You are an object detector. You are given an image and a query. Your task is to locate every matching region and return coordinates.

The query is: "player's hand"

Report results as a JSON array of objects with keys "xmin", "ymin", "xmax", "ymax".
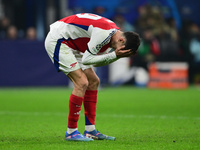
[{"xmin": 115, "ymin": 46, "xmax": 134, "ymax": 58}]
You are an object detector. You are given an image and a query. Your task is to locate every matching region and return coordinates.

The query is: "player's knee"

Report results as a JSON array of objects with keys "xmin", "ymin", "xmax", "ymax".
[
  {"xmin": 76, "ymin": 78, "xmax": 89, "ymax": 91},
  {"xmin": 82, "ymin": 79, "xmax": 89, "ymax": 90},
  {"xmin": 88, "ymin": 76, "xmax": 100, "ymax": 89},
  {"xmin": 94, "ymin": 76, "xmax": 100, "ymax": 87}
]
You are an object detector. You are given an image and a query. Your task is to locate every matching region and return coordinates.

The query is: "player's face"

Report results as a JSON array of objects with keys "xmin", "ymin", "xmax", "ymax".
[{"xmin": 110, "ymin": 30, "xmax": 126, "ymax": 49}]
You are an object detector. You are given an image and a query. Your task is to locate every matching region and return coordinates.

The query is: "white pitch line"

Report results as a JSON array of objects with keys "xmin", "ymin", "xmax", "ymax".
[{"xmin": 0, "ymin": 111, "xmax": 200, "ymax": 120}]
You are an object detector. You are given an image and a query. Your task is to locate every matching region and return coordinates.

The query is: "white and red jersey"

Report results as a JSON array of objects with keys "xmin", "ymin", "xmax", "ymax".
[{"xmin": 49, "ymin": 13, "xmax": 119, "ymax": 54}]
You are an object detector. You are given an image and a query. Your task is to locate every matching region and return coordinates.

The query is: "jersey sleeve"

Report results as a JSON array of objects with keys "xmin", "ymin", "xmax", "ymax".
[
  {"xmin": 87, "ymin": 28, "xmax": 117, "ymax": 54},
  {"xmin": 82, "ymin": 50, "xmax": 118, "ymax": 67}
]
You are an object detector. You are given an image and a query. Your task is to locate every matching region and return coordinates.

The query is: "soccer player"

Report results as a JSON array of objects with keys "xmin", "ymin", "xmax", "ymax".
[{"xmin": 45, "ymin": 13, "xmax": 140, "ymax": 141}]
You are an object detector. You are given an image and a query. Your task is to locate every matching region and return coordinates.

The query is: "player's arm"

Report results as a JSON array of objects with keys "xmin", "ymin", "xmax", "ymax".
[
  {"xmin": 82, "ymin": 46, "xmax": 132, "ymax": 67},
  {"xmin": 82, "ymin": 50, "xmax": 118, "ymax": 67}
]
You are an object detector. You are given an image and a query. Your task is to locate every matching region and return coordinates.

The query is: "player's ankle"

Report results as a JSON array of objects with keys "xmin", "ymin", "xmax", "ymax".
[
  {"xmin": 67, "ymin": 128, "xmax": 77, "ymax": 134},
  {"xmin": 85, "ymin": 125, "xmax": 95, "ymax": 131}
]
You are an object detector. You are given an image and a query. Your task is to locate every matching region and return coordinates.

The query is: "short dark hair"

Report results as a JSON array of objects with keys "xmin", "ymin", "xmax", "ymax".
[{"xmin": 124, "ymin": 31, "xmax": 141, "ymax": 54}]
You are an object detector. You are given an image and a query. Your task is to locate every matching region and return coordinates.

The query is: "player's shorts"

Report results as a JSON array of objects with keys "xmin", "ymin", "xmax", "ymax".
[{"xmin": 44, "ymin": 32, "xmax": 92, "ymax": 75}]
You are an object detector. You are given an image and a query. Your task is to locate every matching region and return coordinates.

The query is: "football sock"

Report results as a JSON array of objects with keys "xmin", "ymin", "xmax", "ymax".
[
  {"xmin": 68, "ymin": 94, "xmax": 83, "ymax": 129},
  {"xmin": 85, "ymin": 125, "xmax": 95, "ymax": 132},
  {"xmin": 84, "ymin": 90, "xmax": 97, "ymax": 130},
  {"xmin": 67, "ymin": 128, "xmax": 77, "ymax": 134}
]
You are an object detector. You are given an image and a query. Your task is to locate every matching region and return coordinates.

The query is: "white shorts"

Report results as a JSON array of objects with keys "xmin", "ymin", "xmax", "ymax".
[{"xmin": 44, "ymin": 32, "xmax": 92, "ymax": 75}]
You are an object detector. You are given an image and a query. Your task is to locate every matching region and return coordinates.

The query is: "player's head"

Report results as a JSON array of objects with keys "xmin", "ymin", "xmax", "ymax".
[
  {"xmin": 111, "ymin": 30, "xmax": 140, "ymax": 54},
  {"xmin": 123, "ymin": 31, "xmax": 141, "ymax": 54}
]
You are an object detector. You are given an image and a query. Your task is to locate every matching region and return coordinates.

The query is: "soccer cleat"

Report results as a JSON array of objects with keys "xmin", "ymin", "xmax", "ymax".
[
  {"xmin": 65, "ymin": 130, "xmax": 94, "ymax": 141},
  {"xmin": 84, "ymin": 129, "xmax": 116, "ymax": 140}
]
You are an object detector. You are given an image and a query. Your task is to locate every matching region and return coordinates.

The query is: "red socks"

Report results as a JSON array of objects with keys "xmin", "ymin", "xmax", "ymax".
[
  {"xmin": 68, "ymin": 94, "xmax": 83, "ymax": 128},
  {"xmin": 67, "ymin": 90, "xmax": 98, "ymax": 128},
  {"xmin": 84, "ymin": 90, "xmax": 98, "ymax": 125}
]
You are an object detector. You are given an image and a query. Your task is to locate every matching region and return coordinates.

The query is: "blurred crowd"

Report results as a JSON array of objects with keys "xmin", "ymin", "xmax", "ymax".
[
  {"xmin": 0, "ymin": 16, "xmax": 37, "ymax": 40},
  {"xmin": 0, "ymin": 3, "xmax": 200, "ymax": 84},
  {"xmin": 135, "ymin": 5, "xmax": 200, "ymax": 84},
  {"xmin": 131, "ymin": 4, "xmax": 200, "ymax": 84},
  {"xmin": 94, "ymin": 4, "xmax": 200, "ymax": 84}
]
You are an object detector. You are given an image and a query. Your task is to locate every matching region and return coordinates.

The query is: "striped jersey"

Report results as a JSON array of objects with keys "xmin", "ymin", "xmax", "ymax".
[{"xmin": 49, "ymin": 13, "xmax": 119, "ymax": 54}]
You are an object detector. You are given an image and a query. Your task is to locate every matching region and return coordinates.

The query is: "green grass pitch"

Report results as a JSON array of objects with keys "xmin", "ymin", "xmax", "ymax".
[{"xmin": 0, "ymin": 86, "xmax": 200, "ymax": 150}]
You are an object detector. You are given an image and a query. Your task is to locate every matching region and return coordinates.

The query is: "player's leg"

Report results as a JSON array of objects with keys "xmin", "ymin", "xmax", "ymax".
[
  {"xmin": 83, "ymin": 68, "xmax": 115, "ymax": 140},
  {"xmin": 83, "ymin": 68, "xmax": 99, "ymax": 131},
  {"xmin": 65, "ymin": 69, "xmax": 93, "ymax": 141},
  {"xmin": 66, "ymin": 69, "xmax": 88, "ymax": 132}
]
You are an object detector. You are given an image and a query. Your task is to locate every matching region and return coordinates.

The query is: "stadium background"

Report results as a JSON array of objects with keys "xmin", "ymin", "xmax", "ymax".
[{"xmin": 0, "ymin": 0, "xmax": 200, "ymax": 87}]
